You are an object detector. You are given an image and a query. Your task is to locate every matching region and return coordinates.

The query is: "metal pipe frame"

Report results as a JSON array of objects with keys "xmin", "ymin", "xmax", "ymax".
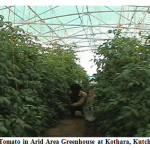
[
  {"xmin": 4, "ymin": 6, "xmax": 50, "ymax": 43},
  {"xmin": 28, "ymin": 6, "xmax": 67, "ymax": 45},
  {"xmin": 28, "ymin": 9, "xmax": 150, "ymax": 24},
  {"xmin": 1, "ymin": 6, "xmax": 150, "ymax": 52}
]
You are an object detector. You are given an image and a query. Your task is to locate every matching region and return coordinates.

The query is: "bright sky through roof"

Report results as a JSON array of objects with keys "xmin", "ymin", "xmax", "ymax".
[{"xmin": 76, "ymin": 51, "xmax": 97, "ymax": 76}]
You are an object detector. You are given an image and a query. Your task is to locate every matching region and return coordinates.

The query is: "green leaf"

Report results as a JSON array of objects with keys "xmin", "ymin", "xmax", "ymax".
[
  {"xmin": 131, "ymin": 108, "xmax": 139, "ymax": 118},
  {"xmin": 16, "ymin": 119, "xmax": 25, "ymax": 127},
  {"xmin": 0, "ymin": 126, "xmax": 8, "ymax": 133},
  {"xmin": 8, "ymin": 77, "xmax": 22, "ymax": 84},
  {"xmin": 127, "ymin": 82, "xmax": 134, "ymax": 88},
  {"xmin": 0, "ymin": 97, "xmax": 11, "ymax": 105},
  {"xmin": 5, "ymin": 119, "xmax": 11, "ymax": 126},
  {"xmin": 24, "ymin": 124, "xmax": 32, "ymax": 129},
  {"xmin": 25, "ymin": 97, "xmax": 35, "ymax": 102}
]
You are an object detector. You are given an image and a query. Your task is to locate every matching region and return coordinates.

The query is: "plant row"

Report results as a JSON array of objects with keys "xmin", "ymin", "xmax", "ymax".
[
  {"xmin": 93, "ymin": 32, "xmax": 150, "ymax": 136},
  {"xmin": 0, "ymin": 15, "xmax": 89, "ymax": 136}
]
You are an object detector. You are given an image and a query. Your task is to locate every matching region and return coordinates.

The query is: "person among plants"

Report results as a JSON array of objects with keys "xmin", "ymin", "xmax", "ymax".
[{"xmin": 69, "ymin": 83, "xmax": 87, "ymax": 116}]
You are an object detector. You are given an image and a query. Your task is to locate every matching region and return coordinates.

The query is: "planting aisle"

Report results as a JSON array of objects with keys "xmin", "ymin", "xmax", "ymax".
[{"xmin": 44, "ymin": 113, "xmax": 98, "ymax": 137}]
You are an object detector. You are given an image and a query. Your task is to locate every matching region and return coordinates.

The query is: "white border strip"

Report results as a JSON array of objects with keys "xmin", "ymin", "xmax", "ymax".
[{"xmin": 0, "ymin": 0, "xmax": 150, "ymax": 6}]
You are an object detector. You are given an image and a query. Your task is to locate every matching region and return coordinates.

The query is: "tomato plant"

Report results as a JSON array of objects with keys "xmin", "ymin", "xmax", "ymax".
[
  {"xmin": 93, "ymin": 31, "xmax": 150, "ymax": 136},
  {"xmin": 0, "ymin": 15, "xmax": 89, "ymax": 136}
]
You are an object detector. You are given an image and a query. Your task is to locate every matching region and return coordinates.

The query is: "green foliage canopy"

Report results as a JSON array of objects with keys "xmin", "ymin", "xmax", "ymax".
[
  {"xmin": 0, "ymin": 15, "xmax": 89, "ymax": 137},
  {"xmin": 93, "ymin": 33, "xmax": 150, "ymax": 137}
]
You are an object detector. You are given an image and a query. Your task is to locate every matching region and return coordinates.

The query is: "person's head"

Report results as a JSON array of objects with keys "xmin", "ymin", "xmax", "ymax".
[{"xmin": 70, "ymin": 83, "xmax": 82, "ymax": 95}]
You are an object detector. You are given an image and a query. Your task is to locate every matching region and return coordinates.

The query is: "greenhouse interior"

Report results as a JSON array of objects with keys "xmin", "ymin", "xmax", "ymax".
[{"xmin": 1, "ymin": 5, "xmax": 150, "ymax": 137}]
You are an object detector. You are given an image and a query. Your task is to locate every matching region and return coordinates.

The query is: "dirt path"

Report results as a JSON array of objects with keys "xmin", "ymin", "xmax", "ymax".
[{"xmin": 44, "ymin": 112, "xmax": 99, "ymax": 137}]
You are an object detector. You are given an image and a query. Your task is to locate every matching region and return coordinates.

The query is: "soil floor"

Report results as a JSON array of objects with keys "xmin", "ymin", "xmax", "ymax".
[{"xmin": 44, "ymin": 111, "xmax": 99, "ymax": 137}]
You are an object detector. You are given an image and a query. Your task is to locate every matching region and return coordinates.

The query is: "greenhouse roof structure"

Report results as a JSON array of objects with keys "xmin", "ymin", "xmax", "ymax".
[{"xmin": 0, "ymin": 5, "xmax": 150, "ymax": 52}]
